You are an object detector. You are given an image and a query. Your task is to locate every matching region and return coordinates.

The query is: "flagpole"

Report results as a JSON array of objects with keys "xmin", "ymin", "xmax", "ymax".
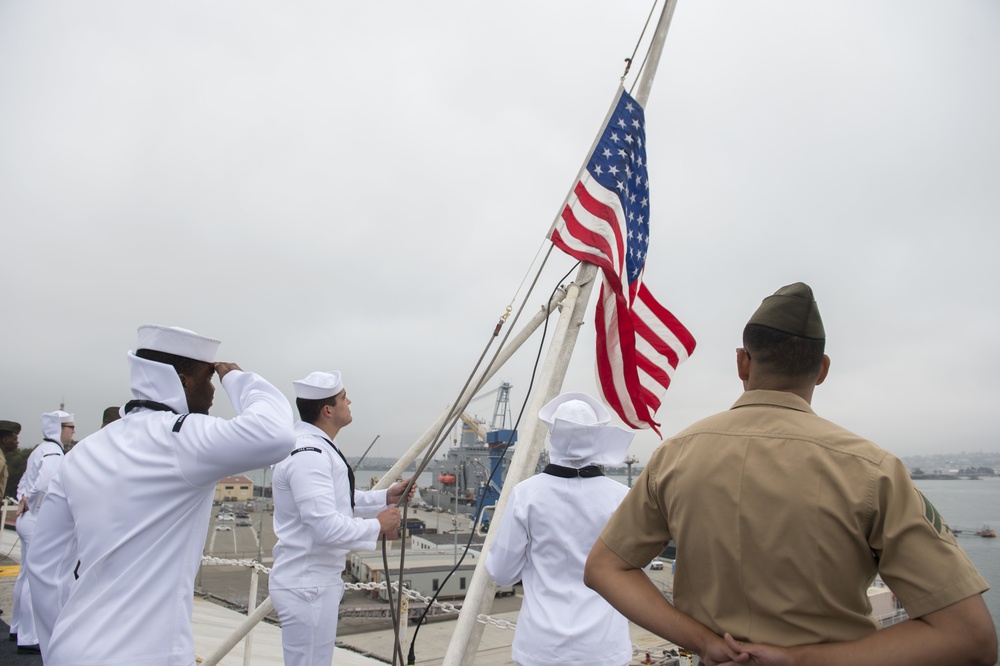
[
  {"xmin": 633, "ymin": 0, "xmax": 679, "ymax": 107},
  {"xmin": 442, "ymin": 2, "xmax": 680, "ymax": 663}
]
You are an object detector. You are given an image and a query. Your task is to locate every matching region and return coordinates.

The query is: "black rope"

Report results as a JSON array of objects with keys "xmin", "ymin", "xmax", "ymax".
[
  {"xmin": 384, "ymin": 313, "xmax": 511, "ymax": 664},
  {"xmin": 406, "ymin": 260, "xmax": 581, "ymax": 664}
]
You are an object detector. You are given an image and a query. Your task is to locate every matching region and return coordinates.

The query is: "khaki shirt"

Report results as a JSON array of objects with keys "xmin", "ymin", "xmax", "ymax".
[
  {"xmin": 601, "ymin": 390, "xmax": 988, "ymax": 646},
  {"xmin": 0, "ymin": 452, "xmax": 7, "ymax": 499}
]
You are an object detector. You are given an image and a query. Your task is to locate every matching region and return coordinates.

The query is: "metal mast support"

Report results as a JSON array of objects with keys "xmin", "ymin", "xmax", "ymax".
[
  {"xmin": 442, "ymin": 263, "xmax": 597, "ymax": 666},
  {"xmin": 442, "ymin": 1, "xmax": 679, "ymax": 663}
]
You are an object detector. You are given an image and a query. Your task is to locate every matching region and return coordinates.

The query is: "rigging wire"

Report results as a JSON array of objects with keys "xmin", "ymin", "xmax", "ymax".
[
  {"xmin": 624, "ymin": 0, "xmax": 661, "ymax": 89},
  {"xmin": 509, "ymin": 239, "xmax": 554, "ymax": 309},
  {"xmin": 380, "ymin": 244, "xmax": 561, "ymax": 662},
  {"xmin": 384, "ymin": 5, "xmax": 661, "ymax": 659},
  {"xmin": 393, "ymin": 241, "xmax": 557, "ymax": 492},
  {"xmin": 380, "ymin": 304, "xmax": 514, "ymax": 661},
  {"xmin": 382, "ymin": 533, "xmax": 407, "ymax": 666},
  {"xmin": 404, "ymin": 261, "xmax": 582, "ymax": 665},
  {"xmin": 355, "ymin": 434, "xmax": 381, "ymax": 468}
]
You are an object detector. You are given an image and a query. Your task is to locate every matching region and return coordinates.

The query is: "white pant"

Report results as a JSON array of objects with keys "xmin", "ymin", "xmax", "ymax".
[
  {"xmin": 271, "ymin": 583, "xmax": 344, "ymax": 666},
  {"xmin": 13, "ymin": 512, "xmax": 38, "ymax": 646}
]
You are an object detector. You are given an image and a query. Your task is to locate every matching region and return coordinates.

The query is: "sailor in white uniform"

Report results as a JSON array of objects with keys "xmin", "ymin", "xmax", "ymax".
[
  {"xmin": 485, "ymin": 392, "xmax": 636, "ymax": 666},
  {"xmin": 270, "ymin": 370, "xmax": 412, "ymax": 666},
  {"xmin": 26, "ymin": 324, "xmax": 295, "ymax": 666},
  {"xmin": 11, "ymin": 409, "xmax": 73, "ymax": 654}
]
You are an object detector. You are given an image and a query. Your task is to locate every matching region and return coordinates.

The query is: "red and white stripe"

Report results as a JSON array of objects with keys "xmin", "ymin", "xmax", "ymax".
[{"xmin": 551, "ymin": 175, "xmax": 695, "ymax": 435}]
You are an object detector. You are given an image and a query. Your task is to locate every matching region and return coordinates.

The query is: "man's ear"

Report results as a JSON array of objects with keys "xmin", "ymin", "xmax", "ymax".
[
  {"xmin": 737, "ymin": 348, "xmax": 751, "ymax": 382},
  {"xmin": 815, "ymin": 354, "xmax": 831, "ymax": 386}
]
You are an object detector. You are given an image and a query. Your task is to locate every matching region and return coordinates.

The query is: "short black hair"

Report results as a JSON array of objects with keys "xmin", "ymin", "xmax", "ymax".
[
  {"xmin": 743, "ymin": 323, "xmax": 826, "ymax": 379},
  {"xmin": 136, "ymin": 348, "xmax": 213, "ymax": 377},
  {"xmin": 296, "ymin": 395, "xmax": 339, "ymax": 425}
]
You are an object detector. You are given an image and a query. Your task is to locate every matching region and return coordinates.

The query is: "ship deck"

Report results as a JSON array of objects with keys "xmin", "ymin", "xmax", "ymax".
[{"xmin": 0, "ymin": 527, "xmax": 690, "ymax": 665}]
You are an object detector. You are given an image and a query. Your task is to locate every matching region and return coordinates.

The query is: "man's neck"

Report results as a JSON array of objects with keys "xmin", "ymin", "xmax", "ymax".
[
  {"xmin": 311, "ymin": 419, "xmax": 341, "ymax": 443},
  {"xmin": 745, "ymin": 379, "xmax": 815, "ymax": 404}
]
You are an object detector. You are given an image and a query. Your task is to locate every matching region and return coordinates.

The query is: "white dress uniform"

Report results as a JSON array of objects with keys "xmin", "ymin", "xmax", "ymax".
[
  {"xmin": 12, "ymin": 410, "xmax": 71, "ymax": 649},
  {"xmin": 270, "ymin": 420, "xmax": 389, "ymax": 666},
  {"xmin": 485, "ymin": 393, "xmax": 635, "ymax": 666},
  {"xmin": 26, "ymin": 329, "xmax": 295, "ymax": 666},
  {"xmin": 11, "ymin": 462, "xmax": 35, "ymax": 639}
]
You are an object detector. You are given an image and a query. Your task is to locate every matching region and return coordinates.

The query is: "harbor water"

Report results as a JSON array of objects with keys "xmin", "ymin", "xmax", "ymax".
[
  {"xmin": 914, "ymin": 477, "xmax": 1000, "ymax": 640},
  {"xmin": 246, "ymin": 467, "xmax": 1000, "ymax": 639},
  {"xmin": 411, "ymin": 470, "xmax": 1000, "ymax": 639}
]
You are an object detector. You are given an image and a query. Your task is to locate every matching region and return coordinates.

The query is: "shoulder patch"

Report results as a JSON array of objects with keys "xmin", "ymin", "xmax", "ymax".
[
  {"xmin": 172, "ymin": 414, "xmax": 190, "ymax": 432},
  {"xmin": 291, "ymin": 446, "xmax": 323, "ymax": 456}
]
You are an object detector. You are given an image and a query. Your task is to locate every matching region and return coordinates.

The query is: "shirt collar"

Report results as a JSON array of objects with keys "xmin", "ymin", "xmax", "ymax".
[
  {"xmin": 295, "ymin": 420, "xmax": 335, "ymax": 442},
  {"xmin": 731, "ymin": 389, "xmax": 815, "ymax": 415}
]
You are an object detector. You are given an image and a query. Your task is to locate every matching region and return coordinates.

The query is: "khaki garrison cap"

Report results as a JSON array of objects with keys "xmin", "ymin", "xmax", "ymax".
[
  {"xmin": 747, "ymin": 282, "xmax": 825, "ymax": 340},
  {"xmin": 103, "ymin": 406, "xmax": 122, "ymax": 425}
]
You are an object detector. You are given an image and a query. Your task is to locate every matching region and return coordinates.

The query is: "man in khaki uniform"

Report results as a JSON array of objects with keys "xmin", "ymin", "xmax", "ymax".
[
  {"xmin": 0, "ymin": 420, "xmax": 20, "ymax": 498},
  {"xmin": 585, "ymin": 282, "xmax": 997, "ymax": 666}
]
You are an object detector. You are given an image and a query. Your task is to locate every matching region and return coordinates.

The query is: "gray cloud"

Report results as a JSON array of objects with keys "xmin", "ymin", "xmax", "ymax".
[{"xmin": 2, "ymin": 1, "xmax": 998, "ymax": 464}]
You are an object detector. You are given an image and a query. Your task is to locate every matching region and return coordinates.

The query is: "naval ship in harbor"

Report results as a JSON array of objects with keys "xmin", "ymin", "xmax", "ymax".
[{"xmin": 419, "ymin": 381, "xmax": 547, "ymax": 523}]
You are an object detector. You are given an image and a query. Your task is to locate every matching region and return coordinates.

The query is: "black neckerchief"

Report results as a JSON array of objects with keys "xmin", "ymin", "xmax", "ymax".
[
  {"xmin": 321, "ymin": 437, "xmax": 356, "ymax": 511},
  {"xmin": 542, "ymin": 463, "xmax": 604, "ymax": 478},
  {"xmin": 124, "ymin": 400, "xmax": 178, "ymax": 415},
  {"xmin": 123, "ymin": 400, "xmax": 190, "ymax": 432}
]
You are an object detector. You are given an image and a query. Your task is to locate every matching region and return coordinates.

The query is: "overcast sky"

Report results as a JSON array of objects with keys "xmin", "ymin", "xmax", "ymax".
[{"xmin": 2, "ymin": 1, "xmax": 998, "ymax": 467}]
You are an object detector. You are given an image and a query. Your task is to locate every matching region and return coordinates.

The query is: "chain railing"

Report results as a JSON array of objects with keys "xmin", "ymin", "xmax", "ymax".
[
  {"xmin": 196, "ymin": 556, "xmax": 519, "ymax": 665},
  {"xmin": 198, "ymin": 556, "xmax": 684, "ymax": 663}
]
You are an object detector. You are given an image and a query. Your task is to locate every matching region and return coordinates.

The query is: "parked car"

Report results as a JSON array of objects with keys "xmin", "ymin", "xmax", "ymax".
[
  {"xmin": 217, "ymin": 514, "xmax": 234, "ymax": 521},
  {"xmin": 235, "ymin": 512, "xmax": 249, "ymax": 519},
  {"xmin": 649, "ymin": 560, "xmax": 664, "ymax": 570},
  {"xmin": 236, "ymin": 521, "xmax": 251, "ymax": 527},
  {"xmin": 215, "ymin": 525, "xmax": 232, "ymax": 531}
]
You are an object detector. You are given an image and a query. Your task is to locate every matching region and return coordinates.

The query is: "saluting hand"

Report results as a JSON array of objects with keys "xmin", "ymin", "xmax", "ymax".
[{"xmin": 214, "ymin": 362, "xmax": 242, "ymax": 379}]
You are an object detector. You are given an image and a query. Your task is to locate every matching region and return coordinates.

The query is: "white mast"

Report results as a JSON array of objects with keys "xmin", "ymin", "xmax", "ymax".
[{"xmin": 442, "ymin": 2, "xmax": 680, "ymax": 663}]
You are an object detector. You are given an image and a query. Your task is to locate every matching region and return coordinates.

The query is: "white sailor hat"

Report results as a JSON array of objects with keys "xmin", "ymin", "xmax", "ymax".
[
  {"xmin": 41, "ymin": 410, "xmax": 74, "ymax": 438},
  {"xmin": 41, "ymin": 410, "xmax": 74, "ymax": 425},
  {"xmin": 293, "ymin": 371, "xmax": 344, "ymax": 400},
  {"xmin": 136, "ymin": 324, "xmax": 221, "ymax": 364},
  {"xmin": 539, "ymin": 392, "xmax": 610, "ymax": 427},
  {"xmin": 540, "ymin": 392, "xmax": 634, "ymax": 468}
]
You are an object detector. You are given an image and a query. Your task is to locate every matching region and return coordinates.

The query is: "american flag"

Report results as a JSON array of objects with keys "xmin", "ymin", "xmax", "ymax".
[{"xmin": 549, "ymin": 87, "xmax": 695, "ymax": 435}]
